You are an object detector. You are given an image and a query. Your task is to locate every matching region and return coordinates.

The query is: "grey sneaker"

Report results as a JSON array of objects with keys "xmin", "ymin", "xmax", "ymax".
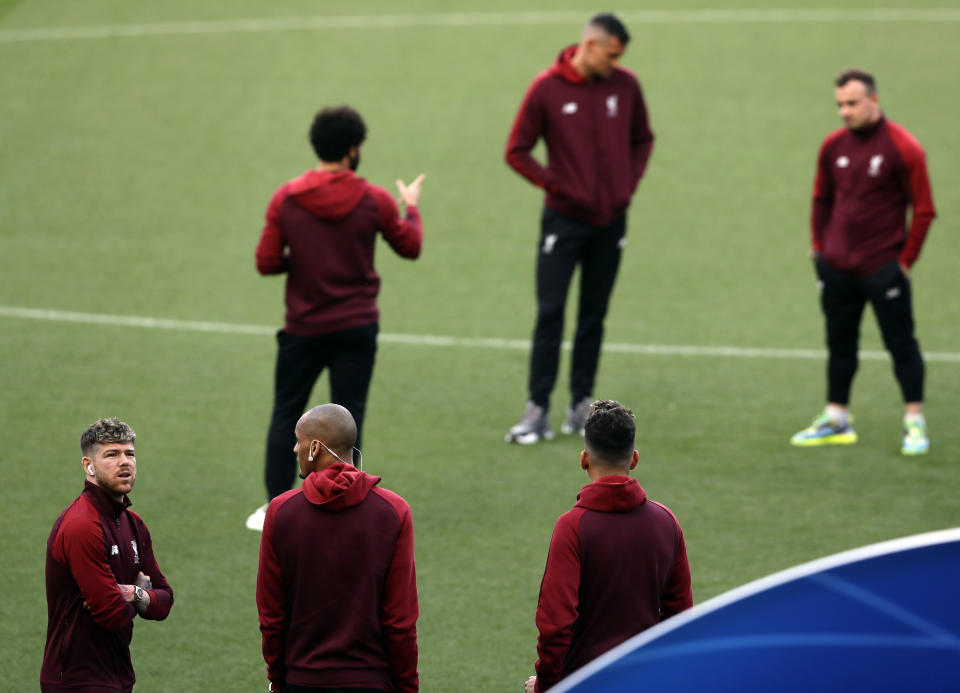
[
  {"xmin": 561, "ymin": 398, "xmax": 592, "ymax": 435},
  {"xmin": 505, "ymin": 401, "xmax": 554, "ymax": 444}
]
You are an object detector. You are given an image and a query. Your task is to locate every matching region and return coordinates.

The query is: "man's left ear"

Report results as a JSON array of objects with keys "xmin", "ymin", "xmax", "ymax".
[{"xmin": 629, "ymin": 450, "xmax": 639, "ymax": 470}]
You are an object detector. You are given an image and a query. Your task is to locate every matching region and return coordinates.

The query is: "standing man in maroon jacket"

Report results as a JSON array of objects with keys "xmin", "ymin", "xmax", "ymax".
[
  {"xmin": 248, "ymin": 106, "xmax": 425, "ymax": 531},
  {"xmin": 504, "ymin": 14, "xmax": 654, "ymax": 444},
  {"xmin": 41, "ymin": 418, "xmax": 174, "ymax": 693},
  {"xmin": 257, "ymin": 404, "xmax": 418, "ymax": 693},
  {"xmin": 525, "ymin": 400, "xmax": 692, "ymax": 692},
  {"xmin": 791, "ymin": 69, "xmax": 936, "ymax": 455}
]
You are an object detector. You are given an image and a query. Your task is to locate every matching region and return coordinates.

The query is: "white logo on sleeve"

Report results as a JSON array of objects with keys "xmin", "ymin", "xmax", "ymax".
[
  {"xmin": 868, "ymin": 154, "xmax": 884, "ymax": 177},
  {"xmin": 606, "ymin": 95, "xmax": 619, "ymax": 117},
  {"xmin": 111, "ymin": 544, "xmax": 119, "ymax": 556},
  {"xmin": 131, "ymin": 540, "xmax": 139, "ymax": 564},
  {"xmin": 836, "ymin": 156, "xmax": 850, "ymax": 168},
  {"xmin": 543, "ymin": 234, "xmax": 558, "ymax": 254},
  {"xmin": 561, "ymin": 102, "xmax": 578, "ymax": 115}
]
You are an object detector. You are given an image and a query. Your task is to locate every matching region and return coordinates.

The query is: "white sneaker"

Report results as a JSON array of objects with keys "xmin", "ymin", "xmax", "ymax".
[
  {"xmin": 561, "ymin": 398, "xmax": 592, "ymax": 436},
  {"xmin": 245, "ymin": 503, "xmax": 267, "ymax": 532},
  {"xmin": 505, "ymin": 401, "xmax": 554, "ymax": 444}
]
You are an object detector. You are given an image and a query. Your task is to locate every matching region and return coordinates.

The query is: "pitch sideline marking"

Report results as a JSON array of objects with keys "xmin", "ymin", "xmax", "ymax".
[
  {"xmin": 2, "ymin": 9, "xmax": 960, "ymax": 43},
  {"xmin": 2, "ymin": 305, "xmax": 959, "ymax": 363}
]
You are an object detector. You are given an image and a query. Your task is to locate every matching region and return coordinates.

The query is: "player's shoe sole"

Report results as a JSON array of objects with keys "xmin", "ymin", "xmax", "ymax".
[
  {"xmin": 505, "ymin": 430, "xmax": 555, "ymax": 445},
  {"xmin": 790, "ymin": 431, "xmax": 858, "ymax": 447},
  {"xmin": 901, "ymin": 437, "xmax": 930, "ymax": 455}
]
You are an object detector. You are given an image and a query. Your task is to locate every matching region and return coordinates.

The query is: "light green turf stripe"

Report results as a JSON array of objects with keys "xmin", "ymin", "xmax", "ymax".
[
  {"xmin": 2, "ymin": 9, "xmax": 960, "ymax": 44},
  {"xmin": 3, "ymin": 304, "xmax": 960, "ymax": 362}
]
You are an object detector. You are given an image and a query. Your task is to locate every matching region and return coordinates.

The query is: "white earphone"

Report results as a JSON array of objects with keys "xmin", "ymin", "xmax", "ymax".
[{"xmin": 87, "ymin": 465, "xmax": 94, "ymax": 475}]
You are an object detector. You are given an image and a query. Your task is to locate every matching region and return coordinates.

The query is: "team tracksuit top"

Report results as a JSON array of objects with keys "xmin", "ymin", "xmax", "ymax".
[
  {"xmin": 257, "ymin": 463, "xmax": 418, "ymax": 692},
  {"xmin": 41, "ymin": 481, "xmax": 174, "ymax": 692},
  {"xmin": 256, "ymin": 169, "xmax": 423, "ymax": 336},
  {"xmin": 534, "ymin": 476, "xmax": 692, "ymax": 692},
  {"xmin": 505, "ymin": 44, "xmax": 654, "ymax": 228},
  {"xmin": 811, "ymin": 115, "xmax": 936, "ymax": 276}
]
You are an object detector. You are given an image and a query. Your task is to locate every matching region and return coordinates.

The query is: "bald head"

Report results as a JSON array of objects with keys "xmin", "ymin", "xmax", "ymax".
[{"xmin": 297, "ymin": 404, "xmax": 357, "ymax": 459}]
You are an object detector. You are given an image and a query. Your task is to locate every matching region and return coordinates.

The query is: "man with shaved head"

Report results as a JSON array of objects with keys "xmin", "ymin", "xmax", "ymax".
[
  {"xmin": 505, "ymin": 14, "xmax": 654, "ymax": 444},
  {"xmin": 257, "ymin": 404, "xmax": 419, "ymax": 693},
  {"xmin": 525, "ymin": 401, "xmax": 692, "ymax": 692}
]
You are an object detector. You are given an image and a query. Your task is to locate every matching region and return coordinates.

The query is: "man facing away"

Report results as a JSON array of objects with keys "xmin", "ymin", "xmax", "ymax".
[
  {"xmin": 526, "ymin": 400, "xmax": 692, "ymax": 692},
  {"xmin": 41, "ymin": 418, "xmax": 174, "ymax": 693},
  {"xmin": 256, "ymin": 404, "xmax": 418, "ymax": 693},
  {"xmin": 248, "ymin": 106, "xmax": 425, "ymax": 530},
  {"xmin": 791, "ymin": 69, "xmax": 936, "ymax": 455},
  {"xmin": 505, "ymin": 14, "xmax": 654, "ymax": 444}
]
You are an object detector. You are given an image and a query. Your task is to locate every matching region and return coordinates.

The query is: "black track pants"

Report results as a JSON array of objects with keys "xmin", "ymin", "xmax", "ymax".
[
  {"xmin": 528, "ymin": 207, "xmax": 626, "ymax": 409},
  {"xmin": 264, "ymin": 323, "xmax": 377, "ymax": 499},
  {"xmin": 817, "ymin": 259, "xmax": 924, "ymax": 405}
]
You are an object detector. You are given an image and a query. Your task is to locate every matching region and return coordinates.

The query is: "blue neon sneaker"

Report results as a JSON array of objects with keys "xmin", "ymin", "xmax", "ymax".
[
  {"xmin": 790, "ymin": 409, "xmax": 858, "ymax": 447},
  {"xmin": 902, "ymin": 417, "xmax": 930, "ymax": 456}
]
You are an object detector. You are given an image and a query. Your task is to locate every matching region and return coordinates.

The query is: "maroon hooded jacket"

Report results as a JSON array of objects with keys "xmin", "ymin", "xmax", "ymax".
[
  {"xmin": 505, "ymin": 45, "xmax": 654, "ymax": 227},
  {"xmin": 534, "ymin": 476, "xmax": 692, "ymax": 692},
  {"xmin": 256, "ymin": 169, "xmax": 423, "ymax": 336},
  {"xmin": 41, "ymin": 481, "xmax": 174, "ymax": 692},
  {"xmin": 811, "ymin": 116, "xmax": 936, "ymax": 276},
  {"xmin": 257, "ymin": 463, "xmax": 418, "ymax": 692}
]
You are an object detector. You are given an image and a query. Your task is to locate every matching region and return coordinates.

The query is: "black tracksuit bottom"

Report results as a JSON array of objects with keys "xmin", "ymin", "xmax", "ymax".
[
  {"xmin": 528, "ymin": 207, "xmax": 626, "ymax": 409},
  {"xmin": 264, "ymin": 322, "xmax": 377, "ymax": 500},
  {"xmin": 817, "ymin": 258, "xmax": 924, "ymax": 405}
]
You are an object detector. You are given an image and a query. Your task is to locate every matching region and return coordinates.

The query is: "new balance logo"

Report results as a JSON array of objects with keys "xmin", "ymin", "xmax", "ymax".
[
  {"xmin": 886, "ymin": 286, "xmax": 901, "ymax": 300},
  {"xmin": 561, "ymin": 102, "xmax": 578, "ymax": 115},
  {"xmin": 542, "ymin": 234, "xmax": 558, "ymax": 254}
]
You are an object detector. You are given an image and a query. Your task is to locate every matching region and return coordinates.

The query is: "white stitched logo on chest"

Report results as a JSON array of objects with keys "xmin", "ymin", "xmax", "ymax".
[
  {"xmin": 606, "ymin": 95, "xmax": 619, "ymax": 117},
  {"xmin": 836, "ymin": 156, "xmax": 850, "ymax": 168},
  {"xmin": 562, "ymin": 101, "xmax": 578, "ymax": 115},
  {"xmin": 111, "ymin": 544, "xmax": 119, "ymax": 556},
  {"xmin": 130, "ymin": 540, "xmax": 139, "ymax": 564},
  {"xmin": 868, "ymin": 154, "xmax": 884, "ymax": 177}
]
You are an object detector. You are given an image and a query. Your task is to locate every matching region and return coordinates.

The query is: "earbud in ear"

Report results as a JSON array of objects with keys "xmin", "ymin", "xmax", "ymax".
[
  {"xmin": 307, "ymin": 456, "xmax": 313, "ymax": 462},
  {"xmin": 87, "ymin": 466, "xmax": 94, "ymax": 475}
]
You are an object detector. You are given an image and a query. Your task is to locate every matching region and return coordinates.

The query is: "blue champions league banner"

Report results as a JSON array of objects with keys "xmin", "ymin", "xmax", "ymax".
[{"xmin": 553, "ymin": 528, "xmax": 960, "ymax": 693}]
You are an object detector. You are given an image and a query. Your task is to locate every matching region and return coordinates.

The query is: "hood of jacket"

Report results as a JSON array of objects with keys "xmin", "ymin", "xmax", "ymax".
[
  {"xmin": 550, "ymin": 44, "xmax": 588, "ymax": 84},
  {"xmin": 288, "ymin": 169, "xmax": 369, "ymax": 220},
  {"xmin": 302, "ymin": 462, "xmax": 381, "ymax": 512},
  {"xmin": 574, "ymin": 475, "xmax": 647, "ymax": 512}
]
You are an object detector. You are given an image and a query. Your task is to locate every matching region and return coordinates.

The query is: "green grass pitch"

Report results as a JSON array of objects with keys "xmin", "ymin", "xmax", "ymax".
[{"xmin": 2, "ymin": 1, "xmax": 959, "ymax": 690}]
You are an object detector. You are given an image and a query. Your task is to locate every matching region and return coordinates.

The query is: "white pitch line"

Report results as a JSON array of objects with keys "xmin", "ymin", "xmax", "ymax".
[
  {"xmin": 3, "ymin": 304, "xmax": 959, "ymax": 363},
  {"xmin": 2, "ymin": 9, "xmax": 960, "ymax": 44}
]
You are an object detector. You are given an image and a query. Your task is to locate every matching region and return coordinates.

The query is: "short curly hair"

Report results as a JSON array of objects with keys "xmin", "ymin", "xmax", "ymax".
[
  {"xmin": 584, "ymin": 400, "xmax": 635, "ymax": 463},
  {"xmin": 308, "ymin": 106, "xmax": 367, "ymax": 163},
  {"xmin": 81, "ymin": 417, "xmax": 136, "ymax": 456}
]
